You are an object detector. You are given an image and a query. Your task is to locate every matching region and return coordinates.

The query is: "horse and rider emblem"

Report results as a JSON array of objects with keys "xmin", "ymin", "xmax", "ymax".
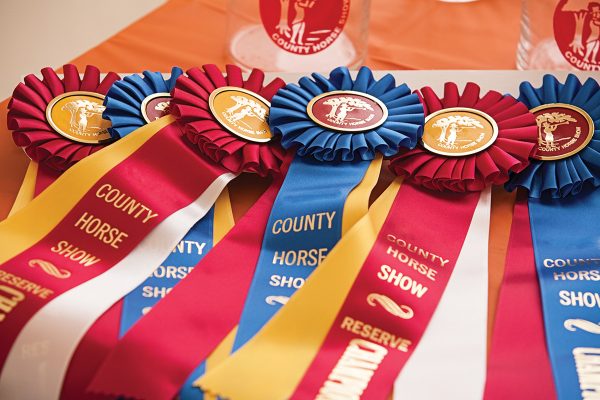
[
  {"xmin": 260, "ymin": 0, "xmax": 350, "ymax": 55},
  {"xmin": 141, "ymin": 93, "xmax": 173, "ymax": 123},
  {"xmin": 209, "ymin": 87, "xmax": 273, "ymax": 143},
  {"xmin": 307, "ymin": 91, "xmax": 388, "ymax": 132},
  {"xmin": 530, "ymin": 103, "xmax": 594, "ymax": 161},
  {"xmin": 422, "ymin": 108, "xmax": 498, "ymax": 157},
  {"xmin": 46, "ymin": 91, "xmax": 112, "ymax": 144},
  {"xmin": 554, "ymin": 0, "xmax": 600, "ymax": 70}
]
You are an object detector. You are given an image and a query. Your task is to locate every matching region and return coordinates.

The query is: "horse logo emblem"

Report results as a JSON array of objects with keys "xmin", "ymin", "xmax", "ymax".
[
  {"xmin": 209, "ymin": 87, "xmax": 273, "ymax": 143},
  {"xmin": 141, "ymin": 92, "xmax": 173, "ymax": 123},
  {"xmin": 260, "ymin": 0, "xmax": 350, "ymax": 55},
  {"xmin": 422, "ymin": 108, "xmax": 498, "ymax": 157},
  {"xmin": 554, "ymin": 0, "xmax": 600, "ymax": 70},
  {"xmin": 530, "ymin": 103, "xmax": 594, "ymax": 161},
  {"xmin": 308, "ymin": 90, "xmax": 388, "ymax": 132},
  {"xmin": 46, "ymin": 91, "xmax": 112, "ymax": 144}
]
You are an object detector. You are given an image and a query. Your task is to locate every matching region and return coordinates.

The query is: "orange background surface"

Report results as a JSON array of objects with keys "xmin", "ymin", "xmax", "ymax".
[{"xmin": 0, "ymin": 0, "xmax": 521, "ymax": 339}]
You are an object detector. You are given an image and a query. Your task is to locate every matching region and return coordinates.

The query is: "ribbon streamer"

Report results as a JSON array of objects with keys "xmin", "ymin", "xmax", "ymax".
[
  {"xmin": 490, "ymin": 74, "xmax": 600, "ymax": 400},
  {"xmin": 195, "ymin": 82, "xmax": 537, "ymax": 400},
  {"xmin": 0, "ymin": 65, "xmax": 285, "ymax": 400}
]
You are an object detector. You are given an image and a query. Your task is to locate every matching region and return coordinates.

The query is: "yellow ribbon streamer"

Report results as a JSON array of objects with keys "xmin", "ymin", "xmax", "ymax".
[
  {"xmin": 0, "ymin": 116, "xmax": 175, "ymax": 264},
  {"xmin": 197, "ymin": 177, "xmax": 402, "ymax": 400},
  {"xmin": 199, "ymin": 156, "xmax": 383, "ymax": 398},
  {"xmin": 7, "ymin": 161, "xmax": 38, "ymax": 217}
]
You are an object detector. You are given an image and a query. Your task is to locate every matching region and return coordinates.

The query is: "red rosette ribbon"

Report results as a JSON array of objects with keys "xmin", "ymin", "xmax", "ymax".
[
  {"xmin": 7, "ymin": 64, "xmax": 120, "ymax": 171},
  {"xmin": 169, "ymin": 64, "xmax": 287, "ymax": 177},
  {"xmin": 390, "ymin": 82, "xmax": 539, "ymax": 192}
]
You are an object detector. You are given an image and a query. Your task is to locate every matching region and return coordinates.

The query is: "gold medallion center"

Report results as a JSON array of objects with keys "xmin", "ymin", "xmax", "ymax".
[
  {"xmin": 46, "ymin": 91, "xmax": 112, "ymax": 144},
  {"xmin": 530, "ymin": 103, "xmax": 594, "ymax": 161},
  {"xmin": 209, "ymin": 87, "xmax": 273, "ymax": 143},
  {"xmin": 422, "ymin": 107, "xmax": 498, "ymax": 157}
]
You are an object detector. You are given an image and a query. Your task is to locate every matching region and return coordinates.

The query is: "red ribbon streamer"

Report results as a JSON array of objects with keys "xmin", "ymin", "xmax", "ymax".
[
  {"xmin": 484, "ymin": 193, "xmax": 556, "ymax": 400},
  {"xmin": 89, "ymin": 155, "xmax": 292, "ymax": 400}
]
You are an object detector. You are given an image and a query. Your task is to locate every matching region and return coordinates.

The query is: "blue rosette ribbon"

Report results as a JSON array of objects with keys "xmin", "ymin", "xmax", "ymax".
[
  {"xmin": 103, "ymin": 66, "xmax": 184, "ymax": 138},
  {"xmin": 269, "ymin": 66, "xmax": 424, "ymax": 161},
  {"xmin": 504, "ymin": 74, "xmax": 600, "ymax": 400},
  {"xmin": 506, "ymin": 74, "xmax": 600, "ymax": 198}
]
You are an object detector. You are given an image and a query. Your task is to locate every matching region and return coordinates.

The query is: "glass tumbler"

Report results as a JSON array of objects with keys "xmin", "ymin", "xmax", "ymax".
[
  {"xmin": 226, "ymin": 0, "xmax": 370, "ymax": 72},
  {"xmin": 518, "ymin": 0, "xmax": 600, "ymax": 70}
]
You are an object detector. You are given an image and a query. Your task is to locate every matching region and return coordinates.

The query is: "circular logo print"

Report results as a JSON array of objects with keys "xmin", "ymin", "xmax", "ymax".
[
  {"xmin": 209, "ymin": 87, "xmax": 273, "ymax": 143},
  {"xmin": 259, "ymin": 0, "xmax": 350, "ymax": 55},
  {"xmin": 141, "ymin": 93, "xmax": 172, "ymax": 123},
  {"xmin": 46, "ymin": 91, "xmax": 112, "ymax": 144},
  {"xmin": 554, "ymin": 0, "xmax": 600, "ymax": 70},
  {"xmin": 531, "ymin": 103, "xmax": 594, "ymax": 161},
  {"xmin": 422, "ymin": 108, "xmax": 498, "ymax": 157},
  {"xmin": 307, "ymin": 91, "xmax": 388, "ymax": 132}
]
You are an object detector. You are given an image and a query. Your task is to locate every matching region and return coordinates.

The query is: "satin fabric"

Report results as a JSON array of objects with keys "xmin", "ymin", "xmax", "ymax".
[
  {"xmin": 196, "ymin": 179, "xmax": 402, "ymax": 400},
  {"xmin": 104, "ymin": 67, "xmax": 183, "ymax": 139},
  {"xmin": 484, "ymin": 194, "xmax": 556, "ymax": 400},
  {"xmin": 89, "ymin": 159, "xmax": 292, "ymax": 400},
  {"xmin": 394, "ymin": 187, "xmax": 490, "ymax": 400},
  {"xmin": 499, "ymin": 74, "xmax": 600, "ymax": 399},
  {"xmin": 0, "ymin": 119, "xmax": 234, "ymax": 400},
  {"xmin": 231, "ymin": 157, "xmax": 372, "ymax": 352}
]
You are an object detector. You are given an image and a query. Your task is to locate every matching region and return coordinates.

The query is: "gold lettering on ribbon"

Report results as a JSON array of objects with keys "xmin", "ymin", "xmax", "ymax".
[
  {"xmin": 367, "ymin": 293, "xmax": 414, "ymax": 319},
  {"xmin": 28, "ymin": 259, "xmax": 71, "ymax": 279},
  {"xmin": 265, "ymin": 295, "xmax": 289, "ymax": 306},
  {"xmin": 565, "ymin": 319, "xmax": 600, "ymax": 334}
]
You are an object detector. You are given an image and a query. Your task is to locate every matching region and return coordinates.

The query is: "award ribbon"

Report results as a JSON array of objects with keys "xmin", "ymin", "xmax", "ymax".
[
  {"xmin": 0, "ymin": 64, "xmax": 284, "ymax": 400},
  {"xmin": 487, "ymin": 74, "xmax": 600, "ymax": 400},
  {"xmin": 103, "ymin": 66, "xmax": 183, "ymax": 138},
  {"xmin": 196, "ymin": 82, "xmax": 537, "ymax": 400},
  {"xmin": 229, "ymin": 66, "xmax": 423, "ymax": 352},
  {"xmin": 88, "ymin": 66, "xmax": 424, "ymax": 400},
  {"xmin": 7, "ymin": 64, "xmax": 121, "ymax": 215},
  {"xmin": 101, "ymin": 67, "xmax": 235, "ymax": 337},
  {"xmin": 89, "ymin": 159, "xmax": 293, "ymax": 400}
]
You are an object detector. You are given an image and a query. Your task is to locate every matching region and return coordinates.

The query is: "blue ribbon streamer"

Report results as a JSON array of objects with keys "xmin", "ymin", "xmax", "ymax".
[
  {"xmin": 529, "ymin": 193, "xmax": 600, "ymax": 399},
  {"xmin": 119, "ymin": 209, "xmax": 214, "ymax": 336},
  {"xmin": 179, "ymin": 67, "xmax": 424, "ymax": 399},
  {"xmin": 179, "ymin": 159, "xmax": 371, "ymax": 400},
  {"xmin": 269, "ymin": 66, "xmax": 424, "ymax": 161},
  {"xmin": 232, "ymin": 158, "xmax": 371, "ymax": 350},
  {"xmin": 103, "ymin": 67, "xmax": 183, "ymax": 138},
  {"xmin": 509, "ymin": 74, "xmax": 600, "ymax": 399}
]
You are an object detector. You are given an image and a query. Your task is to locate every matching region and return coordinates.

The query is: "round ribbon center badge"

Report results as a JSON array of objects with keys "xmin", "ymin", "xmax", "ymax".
[
  {"xmin": 46, "ymin": 91, "xmax": 112, "ymax": 144},
  {"xmin": 530, "ymin": 103, "xmax": 594, "ymax": 161},
  {"xmin": 422, "ymin": 107, "xmax": 498, "ymax": 157},
  {"xmin": 209, "ymin": 87, "xmax": 273, "ymax": 143},
  {"xmin": 554, "ymin": 0, "xmax": 600, "ymax": 71},
  {"xmin": 307, "ymin": 90, "xmax": 388, "ymax": 132},
  {"xmin": 259, "ymin": 0, "xmax": 350, "ymax": 55},
  {"xmin": 141, "ymin": 93, "xmax": 172, "ymax": 123}
]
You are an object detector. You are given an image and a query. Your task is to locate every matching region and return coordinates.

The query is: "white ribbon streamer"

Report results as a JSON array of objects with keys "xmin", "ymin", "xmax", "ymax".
[
  {"xmin": 394, "ymin": 187, "xmax": 491, "ymax": 400},
  {"xmin": 0, "ymin": 172, "xmax": 236, "ymax": 400}
]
